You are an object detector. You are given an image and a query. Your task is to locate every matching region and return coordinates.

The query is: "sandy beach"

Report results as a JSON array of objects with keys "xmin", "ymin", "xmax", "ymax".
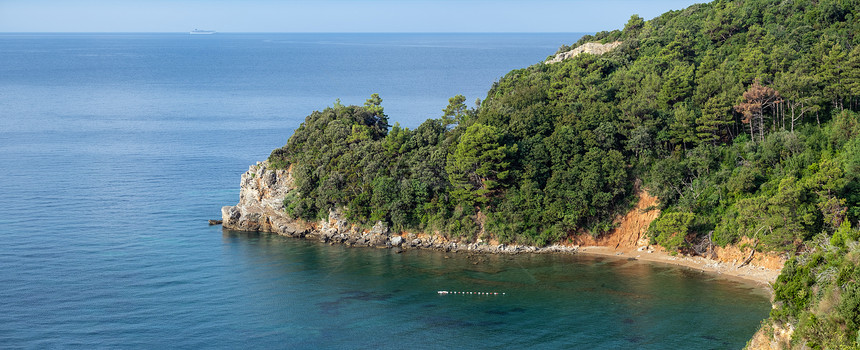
[
  {"xmin": 575, "ymin": 245, "xmax": 781, "ymax": 289},
  {"xmin": 566, "ymin": 190, "xmax": 783, "ymax": 291}
]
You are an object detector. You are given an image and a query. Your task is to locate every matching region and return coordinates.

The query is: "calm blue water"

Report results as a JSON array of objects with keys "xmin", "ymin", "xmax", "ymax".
[{"xmin": 0, "ymin": 33, "xmax": 769, "ymax": 349}]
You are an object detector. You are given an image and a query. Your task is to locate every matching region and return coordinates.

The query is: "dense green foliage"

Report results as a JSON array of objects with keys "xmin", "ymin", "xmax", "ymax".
[
  {"xmin": 651, "ymin": 112, "xmax": 860, "ymax": 254},
  {"xmin": 270, "ymin": 0, "xmax": 860, "ymax": 253},
  {"xmin": 503, "ymin": 0, "xmax": 860, "ymax": 253},
  {"xmin": 652, "ymin": 211, "xmax": 696, "ymax": 252},
  {"xmin": 269, "ymin": 95, "xmax": 484, "ymax": 237},
  {"xmin": 769, "ymin": 224, "xmax": 860, "ymax": 348}
]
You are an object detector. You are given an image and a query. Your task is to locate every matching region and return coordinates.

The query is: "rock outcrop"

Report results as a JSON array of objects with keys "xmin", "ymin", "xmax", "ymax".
[
  {"xmin": 222, "ymin": 161, "xmax": 310, "ymax": 236},
  {"xmin": 746, "ymin": 322, "xmax": 794, "ymax": 350},
  {"xmin": 545, "ymin": 41, "xmax": 622, "ymax": 64}
]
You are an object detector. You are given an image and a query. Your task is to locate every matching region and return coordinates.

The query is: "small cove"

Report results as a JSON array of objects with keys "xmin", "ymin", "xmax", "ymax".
[{"xmin": 221, "ymin": 230, "xmax": 771, "ymax": 349}]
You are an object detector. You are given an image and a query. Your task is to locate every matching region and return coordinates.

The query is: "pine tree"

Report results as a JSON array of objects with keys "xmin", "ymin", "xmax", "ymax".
[{"xmin": 735, "ymin": 78, "xmax": 781, "ymax": 142}]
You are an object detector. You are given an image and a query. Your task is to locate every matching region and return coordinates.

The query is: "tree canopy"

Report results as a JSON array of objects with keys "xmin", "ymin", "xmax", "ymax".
[{"xmin": 269, "ymin": 0, "xmax": 860, "ymax": 252}]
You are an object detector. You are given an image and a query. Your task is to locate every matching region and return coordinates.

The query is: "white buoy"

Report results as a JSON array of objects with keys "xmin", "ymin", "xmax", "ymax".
[{"xmin": 437, "ymin": 290, "xmax": 505, "ymax": 296}]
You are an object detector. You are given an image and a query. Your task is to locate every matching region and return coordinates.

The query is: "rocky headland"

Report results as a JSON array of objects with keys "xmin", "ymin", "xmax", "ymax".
[{"xmin": 221, "ymin": 161, "xmax": 578, "ymax": 254}]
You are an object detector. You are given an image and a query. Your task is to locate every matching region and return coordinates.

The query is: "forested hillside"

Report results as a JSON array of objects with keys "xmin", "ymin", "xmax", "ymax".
[{"xmin": 267, "ymin": 1, "xmax": 860, "ymax": 346}]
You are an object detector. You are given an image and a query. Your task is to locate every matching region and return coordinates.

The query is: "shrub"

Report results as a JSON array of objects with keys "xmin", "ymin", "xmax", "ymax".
[{"xmin": 651, "ymin": 211, "xmax": 696, "ymax": 252}]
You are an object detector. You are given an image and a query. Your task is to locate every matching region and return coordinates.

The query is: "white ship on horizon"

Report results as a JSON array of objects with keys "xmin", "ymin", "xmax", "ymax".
[{"xmin": 190, "ymin": 29, "xmax": 216, "ymax": 35}]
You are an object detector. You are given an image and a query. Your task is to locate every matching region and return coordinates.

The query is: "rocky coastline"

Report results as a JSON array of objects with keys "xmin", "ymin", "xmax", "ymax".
[
  {"xmin": 221, "ymin": 161, "xmax": 579, "ymax": 255},
  {"xmin": 221, "ymin": 161, "xmax": 782, "ymax": 287}
]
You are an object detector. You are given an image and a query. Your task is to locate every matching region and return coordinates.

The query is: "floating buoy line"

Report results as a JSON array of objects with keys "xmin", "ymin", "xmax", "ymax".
[{"xmin": 437, "ymin": 291, "xmax": 505, "ymax": 295}]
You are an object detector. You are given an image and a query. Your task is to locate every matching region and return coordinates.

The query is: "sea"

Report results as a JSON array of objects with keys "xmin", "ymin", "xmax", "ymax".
[{"xmin": 0, "ymin": 33, "xmax": 770, "ymax": 349}]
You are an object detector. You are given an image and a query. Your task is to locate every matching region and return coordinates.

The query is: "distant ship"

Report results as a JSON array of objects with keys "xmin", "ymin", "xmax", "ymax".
[{"xmin": 190, "ymin": 29, "xmax": 216, "ymax": 35}]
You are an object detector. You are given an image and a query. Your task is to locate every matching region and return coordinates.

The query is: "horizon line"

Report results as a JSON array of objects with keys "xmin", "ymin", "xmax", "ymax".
[{"xmin": 0, "ymin": 31, "xmax": 595, "ymax": 34}]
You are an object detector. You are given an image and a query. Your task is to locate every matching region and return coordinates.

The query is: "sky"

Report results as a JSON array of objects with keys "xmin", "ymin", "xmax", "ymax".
[{"xmin": 0, "ymin": 0, "xmax": 704, "ymax": 33}]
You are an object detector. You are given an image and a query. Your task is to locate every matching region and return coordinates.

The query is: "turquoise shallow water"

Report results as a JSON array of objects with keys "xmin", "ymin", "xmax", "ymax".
[
  {"xmin": 220, "ymin": 232, "xmax": 771, "ymax": 349},
  {"xmin": 0, "ymin": 33, "xmax": 770, "ymax": 348}
]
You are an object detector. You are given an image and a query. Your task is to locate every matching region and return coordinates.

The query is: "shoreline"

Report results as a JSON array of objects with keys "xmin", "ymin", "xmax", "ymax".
[
  {"xmin": 224, "ymin": 224, "xmax": 779, "ymax": 293},
  {"xmin": 221, "ymin": 161, "xmax": 780, "ymax": 293},
  {"xmin": 573, "ymin": 245, "xmax": 779, "ymax": 291}
]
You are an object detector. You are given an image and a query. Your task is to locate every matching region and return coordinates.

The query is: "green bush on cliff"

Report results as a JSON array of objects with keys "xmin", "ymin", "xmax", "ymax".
[
  {"xmin": 651, "ymin": 212, "xmax": 696, "ymax": 252},
  {"xmin": 770, "ymin": 224, "xmax": 860, "ymax": 348}
]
